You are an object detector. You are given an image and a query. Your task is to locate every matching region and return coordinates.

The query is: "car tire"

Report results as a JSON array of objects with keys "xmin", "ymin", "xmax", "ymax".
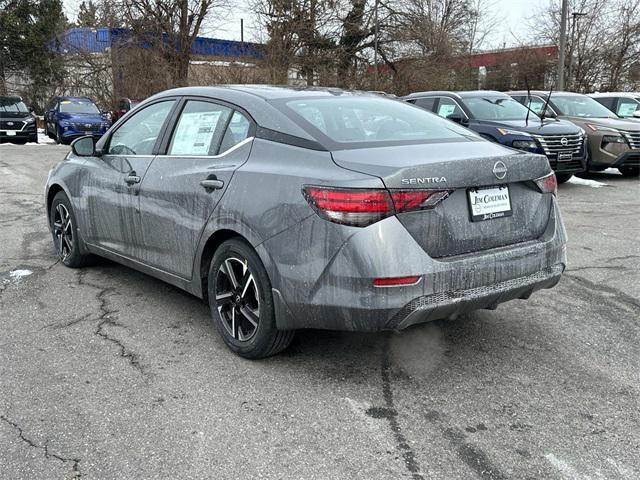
[
  {"xmin": 618, "ymin": 166, "xmax": 639, "ymax": 177},
  {"xmin": 555, "ymin": 173, "xmax": 572, "ymax": 184},
  {"xmin": 49, "ymin": 191, "xmax": 91, "ymax": 268},
  {"xmin": 208, "ymin": 238, "xmax": 294, "ymax": 359}
]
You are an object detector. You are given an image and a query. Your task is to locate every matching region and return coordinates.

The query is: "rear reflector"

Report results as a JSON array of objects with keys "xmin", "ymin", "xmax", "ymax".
[
  {"xmin": 373, "ymin": 276, "xmax": 421, "ymax": 287},
  {"xmin": 303, "ymin": 186, "xmax": 451, "ymax": 227},
  {"xmin": 533, "ymin": 173, "xmax": 557, "ymax": 195}
]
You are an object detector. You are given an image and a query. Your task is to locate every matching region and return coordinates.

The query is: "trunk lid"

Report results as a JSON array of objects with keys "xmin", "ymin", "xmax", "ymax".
[{"xmin": 331, "ymin": 140, "xmax": 553, "ymax": 257}]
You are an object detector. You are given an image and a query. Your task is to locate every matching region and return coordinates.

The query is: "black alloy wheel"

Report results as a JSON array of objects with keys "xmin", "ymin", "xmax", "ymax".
[{"xmin": 208, "ymin": 239, "xmax": 294, "ymax": 359}]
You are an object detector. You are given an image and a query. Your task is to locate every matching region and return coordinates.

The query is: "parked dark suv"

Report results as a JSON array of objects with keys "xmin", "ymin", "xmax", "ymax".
[
  {"xmin": 112, "ymin": 97, "xmax": 141, "ymax": 122},
  {"xmin": 404, "ymin": 91, "xmax": 587, "ymax": 183},
  {"xmin": 0, "ymin": 96, "xmax": 38, "ymax": 144},
  {"xmin": 44, "ymin": 96, "xmax": 111, "ymax": 144}
]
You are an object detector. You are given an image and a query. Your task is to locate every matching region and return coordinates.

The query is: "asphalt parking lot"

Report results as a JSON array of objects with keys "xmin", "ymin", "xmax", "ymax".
[{"xmin": 0, "ymin": 142, "xmax": 639, "ymax": 480}]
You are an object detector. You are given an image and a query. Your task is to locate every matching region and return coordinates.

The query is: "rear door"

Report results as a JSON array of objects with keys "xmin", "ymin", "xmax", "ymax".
[
  {"xmin": 83, "ymin": 99, "xmax": 177, "ymax": 258},
  {"xmin": 137, "ymin": 98, "xmax": 254, "ymax": 279}
]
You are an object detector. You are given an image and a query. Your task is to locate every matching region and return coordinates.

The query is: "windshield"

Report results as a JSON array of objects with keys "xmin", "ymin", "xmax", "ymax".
[
  {"xmin": 551, "ymin": 95, "xmax": 616, "ymax": 118},
  {"xmin": 0, "ymin": 98, "xmax": 29, "ymax": 113},
  {"xmin": 281, "ymin": 96, "xmax": 477, "ymax": 146},
  {"xmin": 59, "ymin": 99, "xmax": 100, "ymax": 114},
  {"xmin": 464, "ymin": 96, "xmax": 538, "ymax": 121}
]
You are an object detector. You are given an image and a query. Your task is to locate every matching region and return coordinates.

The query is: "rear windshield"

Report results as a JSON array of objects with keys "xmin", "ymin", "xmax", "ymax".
[
  {"xmin": 464, "ymin": 96, "xmax": 538, "ymax": 121},
  {"xmin": 0, "ymin": 98, "xmax": 28, "ymax": 113},
  {"xmin": 280, "ymin": 96, "xmax": 478, "ymax": 147},
  {"xmin": 551, "ymin": 95, "xmax": 617, "ymax": 118},
  {"xmin": 59, "ymin": 99, "xmax": 100, "ymax": 114}
]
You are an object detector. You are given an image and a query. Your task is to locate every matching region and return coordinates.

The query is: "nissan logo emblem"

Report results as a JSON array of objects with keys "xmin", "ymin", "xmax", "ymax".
[
  {"xmin": 7, "ymin": 122, "xmax": 14, "ymax": 126},
  {"xmin": 560, "ymin": 137, "xmax": 568, "ymax": 146},
  {"xmin": 492, "ymin": 161, "xmax": 507, "ymax": 180}
]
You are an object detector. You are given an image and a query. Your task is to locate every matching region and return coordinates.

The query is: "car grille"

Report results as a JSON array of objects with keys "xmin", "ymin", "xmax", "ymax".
[
  {"xmin": 72, "ymin": 122, "xmax": 101, "ymax": 132},
  {"xmin": 0, "ymin": 120, "xmax": 25, "ymax": 131},
  {"xmin": 533, "ymin": 133, "xmax": 584, "ymax": 158},
  {"xmin": 620, "ymin": 130, "xmax": 640, "ymax": 149}
]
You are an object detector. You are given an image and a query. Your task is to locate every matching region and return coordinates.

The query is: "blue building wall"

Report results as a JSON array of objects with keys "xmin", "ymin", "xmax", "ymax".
[{"xmin": 52, "ymin": 28, "xmax": 264, "ymax": 60}]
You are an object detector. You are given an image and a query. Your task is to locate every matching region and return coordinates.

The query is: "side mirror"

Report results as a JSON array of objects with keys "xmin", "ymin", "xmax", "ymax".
[
  {"xmin": 544, "ymin": 108, "xmax": 557, "ymax": 118},
  {"xmin": 447, "ymin": 113, "xmax": 468, "ymax": 125},
  {"xmin": 71, "ymin": 136, "xmax": 97, "ymax": 157},
  {"xmin": 632, "ymin": 110, "xmax": 640, "ymax": 119}
]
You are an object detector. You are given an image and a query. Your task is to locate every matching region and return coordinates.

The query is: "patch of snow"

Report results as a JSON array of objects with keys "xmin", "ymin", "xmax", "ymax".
[
  {"xmin": 545, "ymin": 453, "xmax": 587, "ymax": 480},
  {"xmin": 567, "ymin": 177, "xmax": 609, "ymax": 188},
  {"xmin": 603, "ymin": 168, "xmax": 622, "ymax": 175},
  {"xmin": 9, "ymin": 269, "xmax": 33, "ymax": 280}
]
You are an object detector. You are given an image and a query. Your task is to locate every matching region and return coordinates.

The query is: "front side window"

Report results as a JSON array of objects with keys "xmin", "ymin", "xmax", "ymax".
[
  {"xmin": 551, "ymin": 95, "xmax": 616, "ymax": 118},
  {"xmin": 168, "ymin": 101, "xmax": 232, "ymax": 156},
  {"xmin": 464, "ymin": 96, "xmax": 537, "ymax": 121},
  {"xmin": 59, "ymin": 99, "xmax": 100, "ymax": 114},
  {"xmin": 617, "ymin": 98, "xmax": 640, "ymax": 117},
  {"xmin": 436, "ymin": 98, "xmax": 465, "ymax": 118},
  {"xmin": 281, "ymin": 96, "xmax": 476, "ymax": 146},
  {"xmin": 108, "ymin": 100, "xmax": 175, "ymax": 155}
]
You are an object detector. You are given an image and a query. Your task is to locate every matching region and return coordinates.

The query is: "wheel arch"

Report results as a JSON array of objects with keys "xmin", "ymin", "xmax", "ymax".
[{"xmin": 46, "ymin": 183, "xmax": 67, "ymax": 222}]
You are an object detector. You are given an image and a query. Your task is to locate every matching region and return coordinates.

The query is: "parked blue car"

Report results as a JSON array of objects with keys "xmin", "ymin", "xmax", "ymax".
[
  {"xmin": 44, "ymin": 96, "xmax": 111, "ymax": 144},
  {"xmin": 404, "ymin": 90, "xmax": 587, "ymax": 183}
]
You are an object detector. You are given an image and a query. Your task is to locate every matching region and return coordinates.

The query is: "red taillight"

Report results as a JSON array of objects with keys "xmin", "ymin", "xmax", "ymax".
[
  {"xmin": 534, "ymin": 173, "xmax": 557, "ymax": 195},
  {"xmin": 373, "ymin": 276, "xmax": 421, "ymax": 287},
  {"xmin": 303, "ymin": 187, "xmax": 451, "ymax": 227}
]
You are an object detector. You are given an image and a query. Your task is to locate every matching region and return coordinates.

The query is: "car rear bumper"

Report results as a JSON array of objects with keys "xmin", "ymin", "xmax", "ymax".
[{"xmin": 267, "ymin": 196, "xmax": 567, "ymax": 332}]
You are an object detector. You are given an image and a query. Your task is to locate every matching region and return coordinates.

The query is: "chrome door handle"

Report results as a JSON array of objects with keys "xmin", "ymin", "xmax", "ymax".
[
  {"xmin": 200, "ymin": 179, "xmax": 224, "ymax": 190},
  {"xmin": 125, "ymin": 175, "xmax": 141, "ymax": 185}
]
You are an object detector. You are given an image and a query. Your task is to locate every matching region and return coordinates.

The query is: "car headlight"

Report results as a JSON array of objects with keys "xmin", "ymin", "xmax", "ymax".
[
  {"xmin": 512, "ymin": 139, "xmax": 538, "ymax": 149},
  {"xmin": 601, "ymin": 134, "xmax": 630, "ymax": 154},
  {"xmin": 497, "ymin": 128, "xmax": 531, "ymax": 136}
]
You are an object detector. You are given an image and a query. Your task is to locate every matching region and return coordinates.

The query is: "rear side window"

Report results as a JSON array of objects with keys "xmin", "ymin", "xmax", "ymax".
[
  {"xmin": 219, "ymin": 111, "xmax": 251, "ymax": 153},
  {"xmin": 168, "ymin": 100, "xmax": 232, "ymax": 156},
  {"xmin": 281, "ymin": 96, "xmax": 476, "ymax": 146},
  {"xmin": 108, "ymin": 100, "xmax": 175, "ymax": 155},
  {"xmin": 414, "ymin": 97, "xmax": 436, "ymax": 111}
]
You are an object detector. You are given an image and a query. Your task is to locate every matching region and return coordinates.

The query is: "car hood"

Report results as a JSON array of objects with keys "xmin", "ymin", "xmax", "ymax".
[
  {"xmin": 559, "ymin": 116, "xmax": 640, "ymax": 132},
  {"xmin": 57, "ymin": 112, "xmax": 105, "ymax": 123},
  {"xmin": 475, "ymin": 119, "xmax": 581, "ymax": 135},
  {"xmin": 0, "ymin": 112, "xmax": 34, "ymax": 121},
  {"xmin": 331, "ymin": 139, "xmax": 550, "ymax": 189}
]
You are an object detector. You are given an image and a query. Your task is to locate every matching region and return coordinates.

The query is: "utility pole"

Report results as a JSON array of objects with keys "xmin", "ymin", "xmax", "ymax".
[
  {"xmin": 567, "ymin": 12, "xmax": 587, "ymax": 90},
  {"xmin": 373, "ymin": 0, "xmax": 379, "ymax": 89},
  {"xmin": 557, "ymin": 0, "xmax": 568, "ymax": 90}
]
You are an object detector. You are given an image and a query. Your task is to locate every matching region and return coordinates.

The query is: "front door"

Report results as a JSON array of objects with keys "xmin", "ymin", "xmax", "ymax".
[
  {"xmin": 83, "ymin": 99, "xmax": 177, "ymax": 259},
  {"xmin": 138, "ymin": 99, "xmax": 254, "ymax": 279}
]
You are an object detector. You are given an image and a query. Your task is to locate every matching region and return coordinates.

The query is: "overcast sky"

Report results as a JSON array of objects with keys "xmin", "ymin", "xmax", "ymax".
[{"xmin": 62, "ymin": 0, "xmax": 547, "ymax": 50}]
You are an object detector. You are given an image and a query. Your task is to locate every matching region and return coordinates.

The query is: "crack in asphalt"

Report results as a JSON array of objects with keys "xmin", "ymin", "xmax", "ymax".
[
  {"xmin": 367, "ymin": 337, "xmax": 425, "ymax": 480},
  {"xmin": 0, "ymin": 415, "xmax": 82, "ymax": 479},
  {"xmin": 564, "ymin": 273, "xmax": 640, "ymax": 311},
  {"xmin": 77, "ymin": 270, "xmax": 145, "ymax": 375}
]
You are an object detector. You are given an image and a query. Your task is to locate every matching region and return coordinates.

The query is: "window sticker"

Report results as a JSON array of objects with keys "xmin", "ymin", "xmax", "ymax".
[
  {"xmin": 171, "ymin": 111, "xmax": 221, "ymax": 155},
  {"xmin": 618, "ymin": 101, "xmax": 639, "ymax": 117},
  {"xmin": 438, "ymin": 104, "xmax": 457, "ymax": 117}
]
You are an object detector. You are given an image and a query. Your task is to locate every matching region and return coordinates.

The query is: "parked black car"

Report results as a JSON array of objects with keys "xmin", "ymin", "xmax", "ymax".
[{"xmin": 0, "ymin": 96, "xmax": 38, "ymax": 144}]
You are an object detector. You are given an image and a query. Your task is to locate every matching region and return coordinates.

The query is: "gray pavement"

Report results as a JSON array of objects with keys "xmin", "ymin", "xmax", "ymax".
[{"xmin": 0, "ymin": 143, "xmax": 638, "ymax": 480}]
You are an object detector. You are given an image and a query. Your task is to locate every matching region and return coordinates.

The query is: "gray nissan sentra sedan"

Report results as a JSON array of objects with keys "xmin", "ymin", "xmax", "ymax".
[{"xmin": 45, "ymin": 86, "xmax": 567, "ymax": 358}]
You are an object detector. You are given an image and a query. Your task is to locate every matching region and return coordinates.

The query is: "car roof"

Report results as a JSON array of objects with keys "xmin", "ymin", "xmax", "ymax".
[
  {"xmin": 157, "ymin": 85, "xmax": 379, "ymax": 101},
  {"xmin": 404, "ymin": 90, "xmax": 511, "ymax": 100},
  {"xmin": 589, "ymin": 92, "xmax": 640, "ymax": 98},
  {"xmin": 506, "ymin": 90, "xmax": 586, "ymax": 98},
  {"xmin": 59, "ymin": 96, "xmax": 95, "ymax": 102}
]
